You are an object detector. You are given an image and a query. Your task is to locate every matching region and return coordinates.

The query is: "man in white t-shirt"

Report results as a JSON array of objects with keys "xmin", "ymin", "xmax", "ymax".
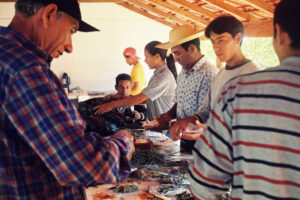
[{"xmin": 170, "ymin": 15, "xmax": 260, "ymax": 141}]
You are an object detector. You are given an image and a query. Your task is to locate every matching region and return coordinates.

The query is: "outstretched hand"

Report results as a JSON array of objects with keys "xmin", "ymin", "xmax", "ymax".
[
  {"xmin": 170, "ymin": 116, "xmax": 205, "ymax": 141},
  {"xmin": 181, "ymin": 121, "xmax": 205, "ymax": 140},
  {"xmin": 94, "ymin": 102, "xmax": 114, "ymax": 115}
]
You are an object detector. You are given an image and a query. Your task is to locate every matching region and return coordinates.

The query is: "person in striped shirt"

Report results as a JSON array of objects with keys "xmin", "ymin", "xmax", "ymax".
[
  {"xmin": 189, "ymin": 0, "xmax": 300, "ymax": 199},
  {"xmin": 0, "ymin": 0, "xmax": 134, "ymax": 199}
]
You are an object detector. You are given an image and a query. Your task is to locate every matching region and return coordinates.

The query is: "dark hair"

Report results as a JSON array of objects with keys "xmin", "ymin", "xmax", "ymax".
[
  {"xmin": 145, "ymin": 41, "xmax": 177, "ymax": 80},
  {"xmin": 205, "ymin": 15, "xmax": 244, "ymax": 45},
  {"xmin": 115, "ymin": 73, "xmax": 132, "ymax": 86},
  {"xmin": 274, "ymin": 0, "xmax": 300, "ymax": 49},
  {"xmin": 180, "ymin": 38, "xmax": 200, "ymax": 52}
]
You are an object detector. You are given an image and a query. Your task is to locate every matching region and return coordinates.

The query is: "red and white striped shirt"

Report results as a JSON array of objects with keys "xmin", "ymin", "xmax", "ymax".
[{"xmin": 189, "ymin": 56, "xmax": 300, "ymax": 200}]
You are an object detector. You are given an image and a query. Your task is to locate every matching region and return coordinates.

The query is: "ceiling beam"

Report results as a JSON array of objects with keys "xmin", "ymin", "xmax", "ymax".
[
  {"xmin": 117, "ymin": 2, "xmax": 175, "ymax": 28},
  {"xmin": 203, "ymin": 0, "xmax": 254, "ymax": 21},
  {"xmin": 144, "ymin": 0, "xmax": 209, "ymax": 27},
  {"xmin": 169, "ymin": 0, "xmax": 218, "ymax": 20},
  {"xmin": 127, "ymin": 0, "xmax": 189, "ymax": 26},
  {"xmin": 80, "ymin": 0, "xmax": 123, "ymax": 2},
  {"xmin": 239, "ymin": 0, "xmax": 274, "ymax": 17},
  {"xmin": 0, "ymin": 0, "xmax": 123, "ymax": 2}
]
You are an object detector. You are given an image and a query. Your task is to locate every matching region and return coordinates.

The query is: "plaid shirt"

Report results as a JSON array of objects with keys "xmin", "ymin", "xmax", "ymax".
[{"xmin": 0, "ymin": 27, "xmax": 132, "ymax": 199}]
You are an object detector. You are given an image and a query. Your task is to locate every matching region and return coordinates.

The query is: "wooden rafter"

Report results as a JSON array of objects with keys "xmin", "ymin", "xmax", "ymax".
[
  {"xmin": 0, "ymin": 0, "xmax": 277, "ymax": 37},
  {"xmin": 203, "ymin": 0, "xmax": 255, "ymax": 21},
  {"xmin": 238, "ymin": 0, "xmax": 274, "ymax": 17},
  {"xmin": 117, "ymin": 2, "xmax": 176, "ymax": 28},
  {"xmin": 80, "ymin": 0, "xmax": 123, "ymax": 2},
  {"xmin": 144, "ymin": 0, "xmax": 209, "ymax": 27},
  {"xmin": 169, "ymin": 0, "xmax": 218, "ymax": 20},
  {"xmin": 126, "ymin": 0, "xmax": 189, "ymax": 26}
]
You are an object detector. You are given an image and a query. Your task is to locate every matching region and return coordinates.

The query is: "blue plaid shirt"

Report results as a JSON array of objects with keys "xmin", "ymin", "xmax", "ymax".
[{"xmin": 0, "ymin": 27, "xmax": 132, "ymax": 199}]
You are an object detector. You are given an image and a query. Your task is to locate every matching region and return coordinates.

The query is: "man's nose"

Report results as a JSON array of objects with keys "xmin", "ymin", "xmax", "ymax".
[{"xmin": 65, "ymin": 43, "xmax": 73, "ymax": 53}]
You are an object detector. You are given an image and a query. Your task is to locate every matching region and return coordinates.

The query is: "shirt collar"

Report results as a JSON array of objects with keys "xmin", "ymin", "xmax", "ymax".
[
  {"xmin": 182, "ymin": 55, "xmax": 207, "ymax": 74},
  {"xmin": 154, "ymin": 64, "xmax": 167, "ymax": 75},
  {"xmin": 0, "ymin": 26, "xmax": 52, "ymax": 64},
  {"xmin": 281, "ymin": 56, "xmax": 300, "ymax": 68}
]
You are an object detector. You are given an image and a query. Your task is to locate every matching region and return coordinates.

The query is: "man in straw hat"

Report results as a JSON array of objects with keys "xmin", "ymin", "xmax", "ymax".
[
  {"xmin": 0, "ymin": 0, "xmax": 134, "ymax": 198},
  {"xmin": 123, "ymin": 47, "xmax": 146, "ymax": 96},
  {"xmin": 147, "ymin": 24, "xmax": 217, "ymax": 152},
  {"xmin": 169, "ymin": 16, "xmax": 259, "ymax": 141},
  {"xmin": 189, "ymin": 0, "xmax": 300, "ymax": 199}
]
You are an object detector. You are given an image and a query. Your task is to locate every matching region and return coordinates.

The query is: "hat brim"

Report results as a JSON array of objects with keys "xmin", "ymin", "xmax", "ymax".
[
  {"xmin": 156, "ymin": 31, "xmax": 203, "ymax": 49},
  {"xmin": 78, "ymin": 20, "xmax": 100, "ymax": 32}
]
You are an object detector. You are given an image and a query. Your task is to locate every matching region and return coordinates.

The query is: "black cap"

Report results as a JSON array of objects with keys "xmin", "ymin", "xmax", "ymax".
[{"xmin": 17, "ymin": 0, "xmax": 99, "ymax": 32}]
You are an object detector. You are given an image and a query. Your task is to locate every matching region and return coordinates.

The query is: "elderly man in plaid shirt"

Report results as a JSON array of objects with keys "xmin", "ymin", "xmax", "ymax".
[{"xmin": 0, "ymin": 0, "xmax": 134, "ymax": 199}]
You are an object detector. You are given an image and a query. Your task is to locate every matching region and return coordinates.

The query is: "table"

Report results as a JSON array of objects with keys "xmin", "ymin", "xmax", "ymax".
[{"xmin": 84, "ymin": 129, "xmax": 193, "ymax": 200}]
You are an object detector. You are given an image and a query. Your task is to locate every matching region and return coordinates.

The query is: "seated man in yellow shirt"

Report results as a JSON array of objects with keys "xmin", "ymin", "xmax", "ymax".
[{"xmin": 123, "ymin": 47, "xmax": 146, "ymax": 95}]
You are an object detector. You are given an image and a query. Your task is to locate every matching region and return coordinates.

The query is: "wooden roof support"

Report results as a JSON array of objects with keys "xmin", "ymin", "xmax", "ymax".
[
  {"xmin": 80, "ymin": 0, "xmax": 123, "ymax": 2},
  {"xmin": 169, "ymin": 0, "xmax": 218, "ymax": 20},
  {"xmin": 203, "ymin": 0, "xmax": 255, "ymax": 21},
  {"xmin": 239, "ymin": 0, "xmax": 274, "ymax": 17},
  {"xmin": 117, "ymin": 2, "xmax": 176, "ymax": 28},
  {"xmin": 126, "ymin": 0, "xmax": 189, "ymax": 25},
  {"xmin": 144, "ymin": 0, "xmax": 209, "ymax": 27}
]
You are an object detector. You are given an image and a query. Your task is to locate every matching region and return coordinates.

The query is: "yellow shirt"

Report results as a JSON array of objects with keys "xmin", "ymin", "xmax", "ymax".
[{"xmin": 130, "ymin": 62, "xmax": 146, "ymax": 95}]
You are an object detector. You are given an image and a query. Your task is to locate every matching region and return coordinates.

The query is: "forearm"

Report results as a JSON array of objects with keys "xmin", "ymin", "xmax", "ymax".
[{"xmin": 111, "ymin": 93, "xmax": 148, "ymax": 109}]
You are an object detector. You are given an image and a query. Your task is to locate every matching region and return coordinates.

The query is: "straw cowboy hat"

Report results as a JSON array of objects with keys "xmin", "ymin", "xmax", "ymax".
[{"xmin": 156, "ymin": 24, "xmax": 202, "ymax": 49}]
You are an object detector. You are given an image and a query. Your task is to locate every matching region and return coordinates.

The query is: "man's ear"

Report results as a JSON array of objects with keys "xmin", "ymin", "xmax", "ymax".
[
  {"xmin": 41, "ymin": 4, "xmax": 58, "ymax": 28},
  {"xmin": 188, "ymin": 44, "xmax": 196, "ymax": 54},
  {"xmin": 275, "ymin": 24, "xmax": 291, "ymax": 47},
  {"xmin": 115, "ymin": 85, "xmax": 118, "ymax": 91},
  {"xmin": 234, "ymin": 32, "xmax": 243, "ymax": 45}
]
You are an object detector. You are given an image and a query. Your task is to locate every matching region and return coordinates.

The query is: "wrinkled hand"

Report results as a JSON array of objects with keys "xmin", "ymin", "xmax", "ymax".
[
  {"xmin": 132, "ymin": 111, "xmax": 142, "ymax": 120},
  {"xmin": 94, "ymin": 102, "xmax": 114, "ymax": 115},
  {"xmin": 115, "ymin": 130, "xmax": 135, "ymax": 160},
  {"xmin": 181, "ymin": 121, "xmax": 206, "ymax": 141},
  {"xmin": 170, "ymin": 116, "xmax": 198, "ymax": 141}
]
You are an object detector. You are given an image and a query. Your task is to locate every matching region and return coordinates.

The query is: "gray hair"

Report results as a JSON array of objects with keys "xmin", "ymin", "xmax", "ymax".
[
  {"xmin": 15, "ymin": 0, "xmax": 65, "ymax": 19},
  {"xmin": 15, "ymin": 1, "xmax": 45, "ymax": 17}
]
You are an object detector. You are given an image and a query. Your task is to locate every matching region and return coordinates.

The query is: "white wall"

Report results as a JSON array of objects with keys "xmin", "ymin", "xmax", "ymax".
[{"xmin": 0, "ymin": 2, "xmax": 171, "ymax": 92}]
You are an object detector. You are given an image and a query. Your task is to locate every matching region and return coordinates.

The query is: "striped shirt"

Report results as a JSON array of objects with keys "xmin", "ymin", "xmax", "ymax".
[
  {"xmin": 189, "ymin": 57, "xmax": 300, "ymax": 200},
  {"xmin": 194, "ymin": 61, "xmax": 259, "ymax": 123},
  {"xmin": 0, "ymin": 27, "xmax": 132, "ymax": 199}
]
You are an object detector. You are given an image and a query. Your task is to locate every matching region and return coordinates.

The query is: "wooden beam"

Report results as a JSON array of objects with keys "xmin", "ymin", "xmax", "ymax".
[
  {"xmin": 127, "ymin": 0, "xmax": 187, "ymax": 25},
  {"xmin": 0, "ymin": 0, "xmax": 123, "ymax": 2},
  {"xmin": 145, "ymin": 0, "xmax": 209, "ymax": 27},
  {"xmin": 243, "ymin": 20, "xmax": 273, "ymax": 37},
  {"xmin": 203, "ymin": 0, "xmax": 254, "ymax": 21},
  {"xmin": 169, "ymin": 0, "xmax": 218, "ymax": 20},
  {"xmin": 117, "ymin": 2, "xmax": 175, "ymax": 28},
  {"xmin": 80, "ymin": 0, "xmax": 122, "ymax": 2},
  {"xmin": 239, "ymin": 0, "xmax": 274, "ymax": 17}
]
